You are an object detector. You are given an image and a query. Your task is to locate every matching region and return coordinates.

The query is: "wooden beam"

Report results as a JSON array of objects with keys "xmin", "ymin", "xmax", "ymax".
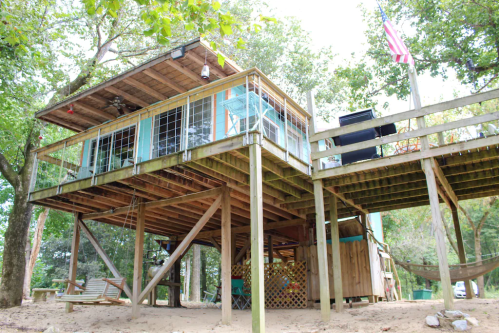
[
  {"xmin": 86, "ymin": 94, "xmax": 109, "ymax": 105},
  {"xmin": 143, "ymin": 68, "xmax": 188, "ymax": 94},
  {"xmin": 104, "ymin": 86, "xmax": 150, "ymax": 108},
  {"xmin": 37, "ymin": 154, "xmax": 80, "ymax": 172},
  {"xmin": 432, "ymin": 159, "xmax": 459, "ymax": 207},
  {"xmin": 326, "ymin": 186, "xmax": 369, "ymax": 215},
  {"xmin": 167, "ymin": 59, "xmax": 209, "ymax": 85},
  {"xmin": 310, "ymin": 87, "xmax": 499, "ymax": 143},
  {"xmin": 235, "ymin": 238, "xmax": 251, "ymax": 264},
  {"xmin": 82, "ymin": 187, "xmax": 223, "ymax": 220},
  {"xmin": 65, "ymin": 213, "xmax": 81, "ymax": 313},
  {"xmin": 221, "ymin": 187, "xmax": 231, "ymax": 324},
  {"xmin": 79, "ymin": 221, "xmax": 133, "ymax": 299},
  {"xmin": 40, "ymin": 114, "xmax": 87, "ymax": 132},
  {"xmin": 249, "ymin": 143, "xmax": 265, "ymax": 333},
  {"xmin": 123, "ymin": 77, "xmax": 168, "ymax": 101},
  {"xmin": 450, "ymin": 202, "xmax": 473, "ymax": 299},
  {"xmin": 210, "ymin": 237, "xmax": 221, "ymax": 253},
  {"xmin": 267, "ymin": 235, "xmax": 274, "ymax": 263},
  {"xmin": 138, "ymin": 194, "xmax": 222, "ymax": 303},
  {"xmin": 55, "ymin": 109, "xmax": 101, "ymax": 127},
  {"xmin": 313, "ymin": 179, "xmax": 330, "ymax": 322},
  {"xmin": 73, "ymin": 101, "xmax": 116, "ymax": 120},
  {"xmin": 274, "ymin": 250, "xmax": 287, "ymax": 263},
  {"xmin": 330, "ymin": 195, "xmax": 343, "ymax": 312},
  {"xmin": 186, "ymin": 52, "xmax": 227, "ymax": 78},
  {"xmin": 132, "ymin": 199, "xmax": 146, "ymax": 319}
]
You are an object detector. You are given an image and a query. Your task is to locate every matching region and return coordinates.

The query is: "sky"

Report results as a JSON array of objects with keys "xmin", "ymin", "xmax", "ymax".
[{"xmin": 267, "ymin": 0, "xmax": 469, "ymax": 125}]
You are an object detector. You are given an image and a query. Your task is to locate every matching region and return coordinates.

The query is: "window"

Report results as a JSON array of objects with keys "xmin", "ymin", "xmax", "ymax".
[
  {"xmin": 188, "ymin": 96, "xmax": 213, "ymax": 148},
  {"xmin": 89, "ymin": 125, "xmax": 136, "ymax": 174},
  {"xmin": 288, "ymin": 130, "xmax": 302, "ymax": 158},
  {"xmin": 240, "ymin": 116, "xmax": 279, "ymax": 143},
  {"xmin": 325, "ymin": 139, "xmax": 333, "ymax": 150},
  {"xmin": 153, "ymin": 106, "xmax": 183, "ymax": 158}
]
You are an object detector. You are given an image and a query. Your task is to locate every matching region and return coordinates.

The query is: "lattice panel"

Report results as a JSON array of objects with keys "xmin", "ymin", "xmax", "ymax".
[{"xmin": 231, "ymin": 261, "xmax": 307, "ymax": 309}]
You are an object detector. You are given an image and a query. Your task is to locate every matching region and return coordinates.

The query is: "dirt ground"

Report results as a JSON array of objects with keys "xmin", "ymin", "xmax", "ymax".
[{"xmin": 0, "ymin": 298, "xmax": 497, "ymax": 333}]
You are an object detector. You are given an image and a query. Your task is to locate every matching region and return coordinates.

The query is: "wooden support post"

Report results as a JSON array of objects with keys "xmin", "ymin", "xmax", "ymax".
[
  {"xmin": 65, "ymin": 213, "xmax": 81, "ymax": 313},
  {"xmin": 168, "ymin": 254, "xmax": 181, "ymax": 307},
  {"xmin": 450, "ymin": 203, "xmax": 473, "ymax": 299},
  {"xmin": 250, "ymin": 143, "xmax": 265, "ymax": 333},
  {"xmin": 314, "ymin": 180, "xmax": 331, "ymax": 322},
  {"xmin": 268, "ymin": 235, "xmax": 274, "ymax": 263},
  {"xmin": 360, "ymin": 213, "xmax": 367, "ymax": 240},
  {"xmin": 221, "ymin": 187, "xmax": 232, "ymax": 325},
  {"xmin": 330, "ymin": 196, "xmax": 343, "ymax": 313},
  {"xmin": 132, "ymin": 199, "xmax": 146, "ymax": 319},
  {"xmin": 409, "ymin": 67, "xmax": 454, "ymax": 310},
  {"xmin": 231, "ymin": 233, "xmax": 237, "ymax": 265},
  {"xmin": 79, "ymin": 221, "xmax": 133, "ymax": 299}
]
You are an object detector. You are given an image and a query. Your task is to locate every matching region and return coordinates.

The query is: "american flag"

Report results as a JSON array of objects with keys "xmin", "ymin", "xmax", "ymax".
[{"xmin": 378, "ymin": 4, "xmax": 414, "ymax": 65}]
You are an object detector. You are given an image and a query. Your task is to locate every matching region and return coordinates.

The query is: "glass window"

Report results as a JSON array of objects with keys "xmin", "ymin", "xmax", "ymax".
[
  {"xmin": 153, "ymin": 106, "xmax": 183, "ymax": 158},
  {"xmin": 288, "ymin": 130, "xmax": 301, "ymax": 158},
  {"xmin": 240, "ymin": 116, "xmax": 279, "ymax": 144},
  {"xmin": 188, "ymin": 96, "xmax": 212, "ymax": 148}
]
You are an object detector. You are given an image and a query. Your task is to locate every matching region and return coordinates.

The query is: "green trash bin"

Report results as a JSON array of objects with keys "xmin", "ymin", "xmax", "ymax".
[{"xmin": 413, "ymin": 289, "xmax": 432, "ymax": 300}]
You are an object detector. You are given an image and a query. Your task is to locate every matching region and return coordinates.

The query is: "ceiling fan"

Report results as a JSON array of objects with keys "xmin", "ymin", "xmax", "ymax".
[{"xmin": 105, "ymin": 96, "xmax": 134, "ymax": 115}]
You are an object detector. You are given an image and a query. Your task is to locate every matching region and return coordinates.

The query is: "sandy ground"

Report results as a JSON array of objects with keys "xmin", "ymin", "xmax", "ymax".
[{"xmin": 0, "ymin": 298, "xmax": 497, "ymax": 333}]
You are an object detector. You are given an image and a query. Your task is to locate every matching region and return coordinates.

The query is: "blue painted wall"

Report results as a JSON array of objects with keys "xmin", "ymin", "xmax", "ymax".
[
  {"xmin": 369, "ymin": 212, "xmax": 384, "ymax": 248},
  {"xmin": 138, "ymin": 117, "xmax": 152, "ymax": 163},
  {"xmin": 81, "ymin": 139, "xmax": 90, "ymax": 167},
  {"xmin": 215, "ymin": 91, "xmax": 226, "ymax": 140}
]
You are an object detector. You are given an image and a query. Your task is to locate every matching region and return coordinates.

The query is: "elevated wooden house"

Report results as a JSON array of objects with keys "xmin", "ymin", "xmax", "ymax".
[{"xmin": 29, "ymin": 37, "xmax": 499, "ymax": 332}]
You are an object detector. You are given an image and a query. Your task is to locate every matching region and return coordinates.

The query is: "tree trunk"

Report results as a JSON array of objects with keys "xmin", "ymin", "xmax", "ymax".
[
  {"xmin": 0, "ymin": 179, "xmax": 35, "ymax": 307},
  {"xmin": 184, "ymin": 254, "xmax": 191, "ymax": 301},
  {"xmin": 191, "ymin": 244, "xmax": 201, "ymax": 302},
  {"xmin": 23, "ymin": 230, "xmax": 31, "ymax": 299},
  {"xmin": 23, "ymin": 208, "xmax": 50, "ymax": 299},
  {"xmin": 474, "ymin": 232, "xmax": 485, "ymax": 297}
]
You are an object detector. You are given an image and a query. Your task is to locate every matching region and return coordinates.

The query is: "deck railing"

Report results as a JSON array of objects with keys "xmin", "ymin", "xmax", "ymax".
[
  {"xmin": 310, "ymin": 88, "xmax": 499, "ymax": 180},
  {"xmin": 30, "ymin": 68, "xmax": 311, "ymax": 193}
]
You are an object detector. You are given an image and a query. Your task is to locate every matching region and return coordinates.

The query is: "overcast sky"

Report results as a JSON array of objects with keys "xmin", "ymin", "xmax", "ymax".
[{"xmin": 267, "ymin": 0, "xmax": 468, "ymax": 124}]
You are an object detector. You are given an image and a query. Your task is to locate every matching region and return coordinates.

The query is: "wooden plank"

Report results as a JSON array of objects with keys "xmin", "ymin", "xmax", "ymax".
[
  {"xmin": 314, "ymin": 135, "xmax": 499, "ymax": 180},
  {"xmin": 313, "ymin": 110, "xmax": 499, "ymax": 159},
  {"xmin": 432, "ymin": 159, "xmax": 459, "ymax": 207},
  {"xmin": 235, "ymin": 238, "xmax": 251, "ymax": 264},
  {"xmin": 73, "ymin": 101, "xmax": 116, "ymax": 121},
  {"xmin": 123, "ymin": 77, "xmax": 168, "ymax": 101},
  {"xmin": 143, "ymin": 68, "xmax": 188, "ymax": 94},
  {"xmin": 249, "ymin": 143, "xmax": 265, "ymax": 333},
  {"xmin": 210, "ymin": 237, "xmax": 221, "ymax": 253},
  {"xmin": 132, "ymin": 199, "xmax": 146, "ymax": 319},
  {"xmin": 138, "ymin": 194, "xmax": 222, "ymax": 303},
  {"xmin": 326, "ymin": 186, "xmax": 369, "ymax": 215},
  {"xmin": 313, "ymin": 180, "xmax": 330, "ymax": 322},
  {"xmin": 82, "ymin": 187, "xmax": 223, "ymax": 220},
  {"xmin": 186, "ymin": 52, "xmax": 227, "ymax": 78},
  {"xmin": 267, "ymin": 235, "xmax": 274, "ymax": 263},
  {"xmin": 450, "ymin": 203, "xmax": 473, "ymax": 299},
  {"xmin": 310, "ymin": 87, "xmax": 499, "ymax": 143},
  {"xmin": 79, "ymin": 221, "xmax": 133, "ymax": 299},
  {"xmin": 221, "ymin": 187, "xmax": 231, "ymax": 324},
  {"xmin": 274, "ymin": 249, "xmax": 288, "ymax": 263},
  {"xmin": 37, "ymin": 154, "xmax": 80, "ymax": 172},
  {"xmin": 55, "ymin": 109, "xmax": 102, "ymax": 127},
  {"xmin": 329, "ymin": 196, "xmax": 343, "ymax": 312},
  {"xmin": 104, "ymin": 86, "xmax": 150, "ymax": 108},
  {"xmin": 65, "ymin": 213, "xmax": 81, "ymax": 313},
  {"xmin": 167, "ymin": 59, "xmax": 209, "ymax": 85}
]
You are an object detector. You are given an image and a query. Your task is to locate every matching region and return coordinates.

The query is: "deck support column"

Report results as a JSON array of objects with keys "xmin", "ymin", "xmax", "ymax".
[
  {"xmin": 132, "ymin": 199, "xmax": 146, "ymax": 319},
  {"xmin": 250, "ymin": 142, "xmax": 265, "ymax": 333},
  {"xmin": 65, "ymin": 212, "xmax": 82, "ymax": 313},
  {"xmin": 330, "ymin": 196, "xmax": 343, "ymax": 312},
  {"xmin": 313, "ymin": 180, "xmax": 330, "ymax": 322},
  {"xmin": 268, "ymin": 235, "xmax": 274, "ymax": 263},
  {"xmin": 450, "ymin": 203, "xmax": 473, "ymax": 299},
  {"xmin": 221, "ymin": 187, "xmax": 232, "ymax": 325}
]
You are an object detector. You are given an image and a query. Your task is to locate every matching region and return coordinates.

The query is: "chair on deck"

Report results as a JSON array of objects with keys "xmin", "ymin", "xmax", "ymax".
[
  {"xmin": 57, "ymin": 278, "xmax": 126, "ymax": 305},
  {"xmin": 231, "ymin": 279, "xmax": 251, "ymax": 310}
]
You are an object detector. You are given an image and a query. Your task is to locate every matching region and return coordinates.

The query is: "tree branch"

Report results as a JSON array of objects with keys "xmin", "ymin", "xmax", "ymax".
[{"xmin": 0, "ymin": 152, "xmax": 19, "ymax": 188}]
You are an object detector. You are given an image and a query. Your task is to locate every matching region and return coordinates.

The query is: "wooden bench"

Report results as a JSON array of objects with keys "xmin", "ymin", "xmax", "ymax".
[
  {"xmin": 57, "ymin": 278, "xmax": 126, "ymax": 305},
  {"xmin": 32, "ymin": 288, "xmax": 60, "ymax": 302}
]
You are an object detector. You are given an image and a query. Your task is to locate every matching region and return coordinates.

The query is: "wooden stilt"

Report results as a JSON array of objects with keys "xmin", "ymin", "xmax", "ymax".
[
  {"xmin": 409, "ymin": 67, "xmax": 454, "ymax": 310},
  {"xmin": 268, "ymin": 235, "xmax": 274, "ymax": 263},
  {"xmin": 132, "ymin": 199, "xmax": 146, "ymax": 319},
  {"xmin": 65, "ymin": 213, "xmax": 82, "ymax": 313},
  {"xmin": 221, "ymin": 187, "xmax": 232, "ymax": 325},
  {"xmin": 231, "ymin": 232, "xmax": 237, "ymax": 265},
  {"xmin": 79, "ymin": 221, "xmax": 133, "ymax": 299},
  {"xmin": 313, "ymin": 180, "xmax": 331, "ymax": 322},
  {"xmin": 360, "ymin": 213, "xmax": 368, "ymax": 240},
  {"xmin": 250, "ymin": 143, "xmax": 265, "ymax": 333},
  {"xmin": 450, "ymin": 203, "xmax": 474, "ymax": 299},
  {"xmin": 329, "ymin": 196, "xmax": 343, "ymax": 313}
]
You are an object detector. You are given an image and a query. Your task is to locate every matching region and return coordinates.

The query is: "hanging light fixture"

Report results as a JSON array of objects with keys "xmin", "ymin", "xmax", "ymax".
[
  {"xmin": 200, "ymin": 49, "xmax": 210, "ymax": 79},
  {"xmin": 67, "ymin": 104, "xmax": 74, "ymax": 114}
]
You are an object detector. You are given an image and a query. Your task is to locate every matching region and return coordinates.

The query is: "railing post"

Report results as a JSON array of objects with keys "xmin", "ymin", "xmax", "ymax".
[
  {"xmin": 284, "ymin": 98, "xmax": 289, "ymax": 162},
  {"xmin": 92, "ymin": 128, "xmax": 101, "ymax": 186},
  {"xmin": 306, "ymin": 117, "xmax": 311, "ymax": 174},
  {"xmin": 258, "ymin": 75, "xmax": 263, "ymax": 144},
  {"xmin": 183, "ymin": 95, "xmax": 191, "ymax": 161},
  {"xmin": 107, "ymin": 132, "xmax": 115, "ymax": 172},
  {"xmin": 57, "ymin": 141, "xmax": 67, "ymax": 193},
  {"xmin": 245, "ymin": 75, "xmax": 250, "ymax": 143},
  {"xmin": 134, "ymin": 114, "xmax": 141, "ymax": 175}
]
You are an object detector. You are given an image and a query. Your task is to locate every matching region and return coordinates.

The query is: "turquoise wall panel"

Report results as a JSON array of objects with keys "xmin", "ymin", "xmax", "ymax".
[
  {"xmin": 81, "ymin": 139, "xmax": 90, "ymax": 167},
  {"xmin": 138, "ymin": 117, "xmax": 152, "ymax": 163},
  {"xmin": 215, "ymin": 91, "xmax": 226, "ymax": 140},
  {"xmin": 369, "ymin": 212, "xmax": 384, "ymax": 248}
]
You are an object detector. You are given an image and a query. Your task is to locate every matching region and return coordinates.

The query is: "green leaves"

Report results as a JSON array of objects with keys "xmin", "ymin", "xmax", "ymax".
[
  {"xmin": 217, "ymin": 53, "xmax": 225, "ymax": 68},
  {"xmin": 212, "ymin": 1, "xmax": 221, "ymax": 11}
]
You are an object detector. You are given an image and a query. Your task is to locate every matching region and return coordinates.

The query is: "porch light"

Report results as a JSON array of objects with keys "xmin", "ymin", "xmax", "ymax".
[
  {"xmin": 171, "ymin": 46, "xmax": 185, "ymax": 60},
  {"xmin": 201, "ymin": 64, "xmax": 210, "ymax": 79}
]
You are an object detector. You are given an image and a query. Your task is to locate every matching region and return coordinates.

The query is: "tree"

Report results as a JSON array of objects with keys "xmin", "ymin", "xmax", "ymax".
[
  {"xmin": 335, "ymin": 0, "xmax": 499, "ymax": 112},
  {"xmin": 0, "ymin": 0, "xmax": 247, "ymax": 308},
  {"xmin": 458, "ymin": 196, "xmax": 498, "ymax": 297}
]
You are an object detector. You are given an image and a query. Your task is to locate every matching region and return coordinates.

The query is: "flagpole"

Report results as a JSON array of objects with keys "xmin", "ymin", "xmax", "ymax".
[{"xmin": 407, "ymin": 66, "xmax": 455, "ymax": 310}]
